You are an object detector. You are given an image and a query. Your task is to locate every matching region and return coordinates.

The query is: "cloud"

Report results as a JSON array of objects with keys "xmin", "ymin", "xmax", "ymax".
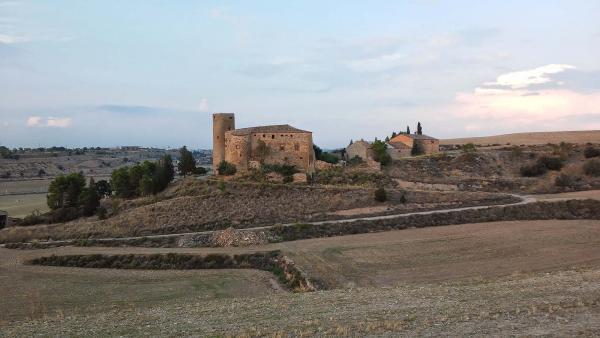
[
  {"xmin": 345, "ymin": 51, "xmax": 406, "ymax": 72},
  {"xmin": 199, "ymin": 98, "xmax": 209, "ymax": 111},
  {"xmin": 483, "ymin": 64, "xmax": 575, "ymax": 89},
  {"xmin": 26, "ymin": 116, "xmax": 72, "ymax": 128},
  {"xmin": 445, "ymin": 64, "xmax": 600, "ymax": 132},
  {"xmin": 0, "ymin": 33, "xmax": 27, "ymax": 44},
  {"xmin": 26, "ymin": 116, "xmax": 41, "ymax": 127}
]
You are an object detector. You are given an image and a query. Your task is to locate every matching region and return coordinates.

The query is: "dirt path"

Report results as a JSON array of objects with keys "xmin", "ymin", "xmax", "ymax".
[{"xmin": 0, "ymin": 193, "xmax": 536, "ymax": 247}]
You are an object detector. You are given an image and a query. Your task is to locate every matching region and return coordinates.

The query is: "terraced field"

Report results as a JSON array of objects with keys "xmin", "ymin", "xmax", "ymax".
[{"xmin": 2, "ymin": 217, "xmax": 600, "ymax": 335}]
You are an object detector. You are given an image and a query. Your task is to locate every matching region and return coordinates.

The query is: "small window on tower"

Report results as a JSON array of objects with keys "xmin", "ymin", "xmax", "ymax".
[
  {"xmin": 280, "ymin": 145, "xmax": 285, "ymax": 151},
  {"xmin": 271, "ymin": 135, "xmax": 275, "ymax": 139}
]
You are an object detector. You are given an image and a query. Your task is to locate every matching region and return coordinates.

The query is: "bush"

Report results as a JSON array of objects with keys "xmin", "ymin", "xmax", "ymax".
[
  {"xmin": 218, "ymin": 161, "xmax": 237, "ymax": 176},
  {"xmin": 374, "ymin": 187, "xmax": 387, "ymax": 202},
  {"xmin": 462, "ymin": 143, "xmax": 477, "ymax": 153},
  {"xmin": 538, "ymin": 156, "xmax": 563, "ymax": 171},
  {"xmin": 520, "ymin": 156, "xmax": 564, "ymax": 177},
  {"xmin": 555, "ymin": 173, "xmax": 580, "ymax": 187},
  {"xmin": 520, "ymin": 163, "xmax": 547, "ymax": 177},
  {"xmin": 193, "ymin": 166, "xmax": 208, "ymax": 175},
  {"xmin": 584, "ymin": 146, "xmax": 600, "ymax": 159},
  {"xmin": 583, "ymin": 159, "xmax": 600, "ymax": 177},
  {"xmin": 261, "ymin": 164, "xmax": 298, "ymax": 177},
  {"xmin": 347, "ymin": 155, "xmax": 364, "ymax": 165}
]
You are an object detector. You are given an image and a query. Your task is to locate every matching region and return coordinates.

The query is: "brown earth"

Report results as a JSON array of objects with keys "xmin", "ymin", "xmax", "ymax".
[
  {"xmin": 441, "ymin": 130, "xmax": 600, "ymax": 146},
  {"xmin": 386, "ymin": 144, "xmax": 600, "ymax": 193},
  {"xmin": 2, "ymin": 219, "xmax": 600, "ymax": 335},
  {"xmin": 0, "ymin": 178, "xmax": 515, "ymax": 243}
]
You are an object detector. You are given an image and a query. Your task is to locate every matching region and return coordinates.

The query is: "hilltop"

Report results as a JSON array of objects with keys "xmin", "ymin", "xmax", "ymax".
[{"xmin": 442, "ymin": 130, "xmax": 600, "ymax": 146}]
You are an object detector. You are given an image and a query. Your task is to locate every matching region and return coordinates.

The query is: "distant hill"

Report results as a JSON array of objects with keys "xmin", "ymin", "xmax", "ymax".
[{"xmin": 441, "ymin": 130, "xmax": 600, "ymax": 146}]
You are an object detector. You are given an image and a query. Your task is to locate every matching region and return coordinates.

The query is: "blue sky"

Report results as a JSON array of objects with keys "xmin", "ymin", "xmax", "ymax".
[{"xmin": 1, "ymin": 0, "xmax": 599, "ymax": 148}]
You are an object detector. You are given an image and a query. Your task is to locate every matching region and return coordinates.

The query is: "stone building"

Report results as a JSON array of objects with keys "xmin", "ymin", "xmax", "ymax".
[
  {"xmin": 346, "ymin": 140, "xmax": 374, "ymax": 161},
  {"xmin": 387, "ymin": 133, "xmax": 439, "ymax": 159},
  {"xmin": 212, "ymin": 113, "xmax": 315, "ymax": 174}
]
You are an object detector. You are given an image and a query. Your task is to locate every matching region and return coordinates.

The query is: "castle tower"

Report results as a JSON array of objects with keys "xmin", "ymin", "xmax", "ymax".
[{"xmin": 212, "ymin": 113, "xmax": 235, "ymax": 173}]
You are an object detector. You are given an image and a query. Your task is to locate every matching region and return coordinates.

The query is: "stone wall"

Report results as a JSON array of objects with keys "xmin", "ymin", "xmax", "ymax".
[
  {"xmin": 212, "ymin": 113, "xmax": 235, "ymax": 172},
  {"xmin": 417, "ymin": 139, "xmax": 440, "ymax": 154},
  {"xmin": 223, "ymin": 131, "xmax": 315, "ymax": 174},
  {"xmin": 224, "ymin": 133, "xmax": 250, "ymax": 172},
  {"xmin": 249, "ymin": 132, "xmax": 314, "ymax": 173},
  {"xmin": 346, "ymin": 141, "xmax": 373, "ymax": 161},
  {"xmin": 387, "ymin": 147, "xmax": 411, "ymax": 160}
]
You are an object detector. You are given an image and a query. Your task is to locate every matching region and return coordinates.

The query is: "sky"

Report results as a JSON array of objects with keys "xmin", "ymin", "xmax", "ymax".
[{"xmin": 1, "ymin": 0, "xmax": 599, "ymax": 149}]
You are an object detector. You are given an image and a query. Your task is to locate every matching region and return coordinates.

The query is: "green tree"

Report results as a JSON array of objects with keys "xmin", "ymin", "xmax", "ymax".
[
  {"xmin": 372, "ymin": 139, "xmax": 391, "ymax": 165},
  {"xmin": 312, "ymin": 144, "xmax": 323, "ymax": 160},
  {"xmin": 417, "ymin": 122, "xmax": 422, "ymax": 135},
  {"xmin": 110, "ymin": 167, "xmax": 133, "ymax": 198},
  {"xmin": 95, "ymin": 179, "xmax": 112, "ymax": 198},
  {"xmin": 47, "ymin": 173, "xmax": 86, "ymax": 209},
  {"xmin": 391, "ymin": 131, "xmax": 397, "ymax": 138},
  {"xmin": 406, "ymin": 126, "xmax": 410, "ymax": 134},
  {"xmin": 80, "ymin": 177, "xmax": 100, "ymax": 216},
  {"xmin": 178, "ymin": 146, "xmax": 196, "ymax": 176},
  {"xmin": 411, "ymin": 140, "xmax": 422, "ymax": 156},
  {"xmin": 139, "ymin": 174, "xmax": 154, "ymax": 196},
  {"xmin": 154, "ymin": 154, "xmax": 175, "ymax": 192}
]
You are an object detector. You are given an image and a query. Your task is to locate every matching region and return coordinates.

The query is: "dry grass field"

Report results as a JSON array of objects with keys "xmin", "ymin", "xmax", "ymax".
[
  {"xmin": 441, "ymin": 130, "xmax": 600, "ymax": 146},
  {"xmin": 2, "ymin": 218, "xmax": 600, "ymax": 335},
  {"xmin": 0, "ymin": 194, "xmax": 49, "ymax": 218}
]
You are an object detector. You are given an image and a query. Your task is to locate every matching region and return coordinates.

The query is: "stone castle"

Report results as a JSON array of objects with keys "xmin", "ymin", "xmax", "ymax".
[{"xmin": 212, "ymin": 113, "xmax": 316, "ymax": 174}]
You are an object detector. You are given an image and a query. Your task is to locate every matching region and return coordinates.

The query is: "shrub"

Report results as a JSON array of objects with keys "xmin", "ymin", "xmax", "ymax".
[
  {"xmin": 538, "ymin": 156, "xmax": 563, "ymax": 171},
  {"xmin": 21, "ymin": 210, "xmax": 44, "ymax": 226},
  {"xmin": 555, "ymin": 173, "xmax": 580, "ymax": 187},
  {"xmin": 520, "ymin": 156, "xmax": 564, "ymax": 177},
  {"xmin": 584, "ymin": 146, "xmax": 600, "ymax": 159},
  {"xmin": 347, "ymin": 155, "xmax": 364, "ymax": 165},
  {"xmin": 193, "ymin": 166, "xmax": 208, "ymax": 175},
  {"xmin": 583, "ymin": 159, "xmax": 600, "ymax": 177},
  {"xmin": 218, "ymin": 161, "xmax": 237, "ymax": 176},
  {"xmin": 520, "ymin": 162, "xmax": 547, "ymax": 177},
  {"xmin": 374, "ymin": 187, "xmax": 387, "ymax": 202},
  {"xmin": 261, "ymin": 164, "xmax": 298, "ymax": 177},
  {"xmin": 509, "ymin": 146, "xmax": 523, "ymax": 159},
  {"xmin": 462, "ymin": 143, "xmax": 477, "ymax": 153}
]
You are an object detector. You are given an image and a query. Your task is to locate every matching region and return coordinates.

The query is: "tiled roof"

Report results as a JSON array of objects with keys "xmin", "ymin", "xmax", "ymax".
[{"xmin": 230, "ymin": 124, "xmax": 311, "ymax": 136}]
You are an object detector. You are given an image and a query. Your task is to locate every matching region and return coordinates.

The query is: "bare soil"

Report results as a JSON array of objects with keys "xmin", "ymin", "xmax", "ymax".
[
  {"xmin": 280, "ymin": 219, "xmax": 600, "ymax": 288},
  {"xmin": 2, "ymin": 219, "xmax": 600, "ymax": 335}
]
